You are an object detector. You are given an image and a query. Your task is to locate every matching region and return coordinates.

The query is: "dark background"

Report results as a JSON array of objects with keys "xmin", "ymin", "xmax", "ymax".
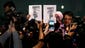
[{"xmin": 0, "ymin": 0, "xmax": 85, "ymax": 25}]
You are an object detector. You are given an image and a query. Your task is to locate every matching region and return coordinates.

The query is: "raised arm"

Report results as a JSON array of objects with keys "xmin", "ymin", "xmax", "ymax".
[
  {"xmin": 10, "ymin": 23, "xmax": 22, "ymax": 48},
  {"xmin": 33, "ymin": 22, "xmax": 44, "ymax": 48},
  {"xmin": 0, "ymin": 30, "xmax": 11, "ymax": 45}
]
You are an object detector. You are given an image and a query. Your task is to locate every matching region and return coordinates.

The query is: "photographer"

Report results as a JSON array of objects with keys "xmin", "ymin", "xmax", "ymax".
[{"xmin": 0, "ymin": 1, "xmax": 22, "ymax": 48}]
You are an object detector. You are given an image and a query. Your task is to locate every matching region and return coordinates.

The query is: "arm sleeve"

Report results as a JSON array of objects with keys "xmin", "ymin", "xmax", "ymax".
[
  {"xmin": 13, "ymin": 31, "xmax": 22, "ymax": 48},
  {"xmin": 0, "ymin": 30, "xmax": 11, "ymax": 45}
]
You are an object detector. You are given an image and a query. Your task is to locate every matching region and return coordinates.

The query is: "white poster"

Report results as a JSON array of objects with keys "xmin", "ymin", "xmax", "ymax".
[
  {"xmin": 43, "ymin": 5, "xmax": 57, "ymax": 23},
  {"xmin": 29, "ymin": 5, "xmax": 42, "ymax": 21}
]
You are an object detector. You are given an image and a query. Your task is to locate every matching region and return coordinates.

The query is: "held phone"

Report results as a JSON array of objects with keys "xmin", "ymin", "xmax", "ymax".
[{"xmin": 49, "ymin": 20, "xmax": 55, "ymax": 31}]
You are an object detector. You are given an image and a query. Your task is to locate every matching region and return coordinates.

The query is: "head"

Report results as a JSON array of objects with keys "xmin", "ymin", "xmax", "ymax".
[
  {"xmin": 63, "ymin": 11, "xmax": 74, "ymax": 26},
  {"xmin": 3, "ymin": 1, "xmax": 16, "ymax": 13},
  {"xmin": 45, "ymin": 32, "xmax": 63, "ymax": 48},
  {"xmin": 54, "ymin": 11, "xmax": 63, "ymax": 21},
  {"xmin": 3, "ymin": 1, "xmax": 17, "ymax": 24}
]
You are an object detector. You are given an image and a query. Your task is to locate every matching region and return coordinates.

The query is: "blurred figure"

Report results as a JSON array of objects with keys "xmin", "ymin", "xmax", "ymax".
[
  {"xmin": 44, "ymin": 11, "xmax": 64, "ymax": 36},
  {"xmin": 78, "ymin": 16, "xmax": 85, "ymax": 48},
  {"xmin": 0, "ymin": 22, "xmax": 22, "ymax": 48},
  {"xmin": 21, "ymin": 18, "xmax": 40, "ymax": 48},
  {"xmin": 0, "ymin": 1, "xmax": 22, "ymax": 48},
  {"xmin": 33, "ymin": 21, "xmax": 44, "ymax": 48},
  {"xmin": 54, "ymin": 11, "xmax": 64, "ymax": 36},
  {"xmin": 43, "ymin": 11, "xmax": 64, "ymax": 48},
  {"xmin": 63, "ymin": 11, "xmax": 78, "ymax": 48},
  {"xmin": 3, "ymin": 1, "xmax": 16, "ymax": 23}
]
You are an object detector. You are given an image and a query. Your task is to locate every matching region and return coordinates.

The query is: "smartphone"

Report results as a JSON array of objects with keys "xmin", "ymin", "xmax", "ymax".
[{"xmin": 49, "ymin": 20, "xmax": 55, "ymax": 31}]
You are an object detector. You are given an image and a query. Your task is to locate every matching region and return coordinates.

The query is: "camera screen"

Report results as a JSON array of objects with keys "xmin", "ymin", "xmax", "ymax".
[
  {"xmin": 49, "ymin": 21, "xmax": 55, "ymax": 31},
  {"xmin": 49, "ymin": 21, "xmax": 55, "ymax": 25}
]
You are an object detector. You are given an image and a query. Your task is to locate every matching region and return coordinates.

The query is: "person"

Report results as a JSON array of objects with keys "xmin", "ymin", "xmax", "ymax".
[
  {"xmin": 44, "ymin": 11, "xmax": 64, "ymax": 36},
  {"xmin": 33, "ymin": 21, "xmax": 63, "ymax": 48},
  {"xmin": 63, "ymin": 11, "xmax": 77, "ymax": 48},
  {"xmin": 54, "ymin": 11, "xmax": 65, "ymax": 37},
  {"xmin": 0, "ymin": 1, "xmax": 22, "ymax": 48},
  {"xmin": 33, "ymin": 21, "xmax": 44, "ymax": 48},
  {"xmin": 21, "ymin": 19, "xmax": 39, "ymax": 48},
  {"xmin": 0, "ymin": 25, "xmax": 11, "ymax": 48},
  {"xmin": 3, "ymin": 1, "xmax": 16, "ymax": 16},
  {"xmin": 47, "ymin": 11, "xmax": 64, "ymax": 48}
]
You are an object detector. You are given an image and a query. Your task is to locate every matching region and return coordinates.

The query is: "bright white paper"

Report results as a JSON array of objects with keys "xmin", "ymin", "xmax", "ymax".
[
  {"xmin": 29, "ymin": 5, "xmax": 42, "ymax": 21},
  {"xmin": 43, "ymin": 5, "xmax": 57, "ymax": 23}
]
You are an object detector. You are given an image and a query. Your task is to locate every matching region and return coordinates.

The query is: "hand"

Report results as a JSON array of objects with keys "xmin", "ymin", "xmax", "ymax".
[
  {"xmin": 39, "ymin": 21, "xmax": 44, "ymax": 40},
  {"xmin": 70, "ymin": 24, "xmax": 77, "ymax": 30},
  {"xmin": 26, "ymin": 14, "xmax": 30, "ymax": 20},
  {"xmin": 39, "ymin": 21, "xmax": 43, "ymax": 28},
  {"xmin": 44, "ymin": 23, "xmax": 49, "ymax": 36},
  {"xmin": 8, "ymin": 21, "xmax": 16, "ymax": 32},
  {"xmin": 19, "ymin": 31, "xmax": 23, "ymax": 39},
  {"xmin": 12, "ymin": 17, "xmax": 17, "ymax": 22}
]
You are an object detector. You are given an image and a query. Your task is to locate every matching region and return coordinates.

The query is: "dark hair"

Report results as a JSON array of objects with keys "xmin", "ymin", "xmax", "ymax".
[
  {"xmin": 63, "ymin": 11, "xmax": 74, "ymax": 18},
  {"xmin": 45, "ymin": 32, "xmax": 63, "ymax": 48},
  {"xmin": 3, "ymin": 1, "xmax": 16, "ymax": 9}
]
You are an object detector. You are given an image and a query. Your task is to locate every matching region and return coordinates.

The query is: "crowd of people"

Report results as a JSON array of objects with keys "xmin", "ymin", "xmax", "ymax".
[{"xmin": 0, "ymin": 1, "xmax": 85, "ymax": 48}]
